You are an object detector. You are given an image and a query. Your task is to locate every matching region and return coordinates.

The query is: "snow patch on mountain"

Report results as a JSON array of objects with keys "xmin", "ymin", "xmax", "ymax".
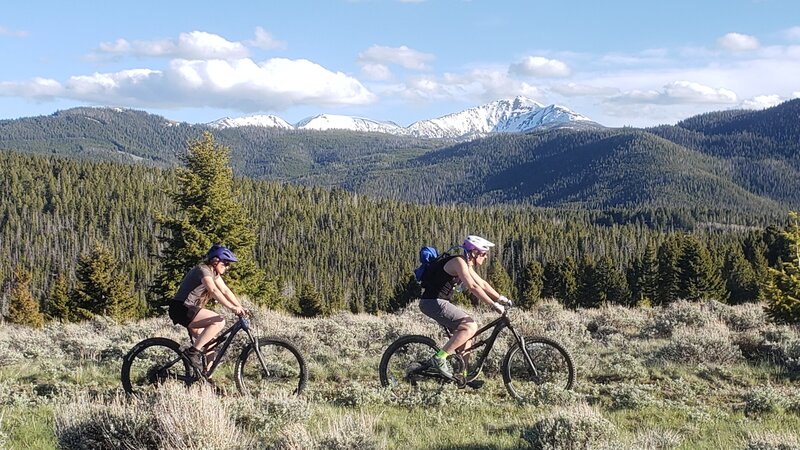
[
  {"xmin": 207, "ymin": 115, "xmax": 293, "ymax": 129},
  {"xmin": 207, "ymin": 96, "xmax": 600, "ymax": 140}
]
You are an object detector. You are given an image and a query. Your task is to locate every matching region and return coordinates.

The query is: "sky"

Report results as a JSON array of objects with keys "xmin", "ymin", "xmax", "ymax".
[{"xmin": 1, "ymin": 0, "xmax": 799, "ymax": 128}]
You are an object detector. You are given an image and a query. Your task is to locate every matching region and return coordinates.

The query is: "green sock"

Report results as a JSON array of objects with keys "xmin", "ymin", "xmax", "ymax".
[{"xmin": 435, "ymin": 349, "xmax": 448, "ymax": 359}]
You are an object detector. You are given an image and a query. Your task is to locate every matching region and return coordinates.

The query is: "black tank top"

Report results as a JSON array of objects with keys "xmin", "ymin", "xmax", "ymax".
[{"xmin": 421, "ymin": 255, "xmax": 461, "ymax": 300}]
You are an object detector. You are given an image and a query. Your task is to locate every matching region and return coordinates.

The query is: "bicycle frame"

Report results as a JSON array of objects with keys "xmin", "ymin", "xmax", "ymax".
[
  {"xmin": 449, "ymin": 311, "xmax": 538, "ymax": 381},
  {"xmin": 187, "ymin": 316, "xmax": 259, "ymax": 380}
]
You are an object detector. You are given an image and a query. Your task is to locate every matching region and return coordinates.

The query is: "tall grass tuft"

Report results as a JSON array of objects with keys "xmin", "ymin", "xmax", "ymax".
[
  {"xmin": 520, "ymin": 402, "xmax": 617, "ymax": 450},
  {"xmin": 316, "ymin": 413, "xmax": 386, "ymax": 450}
]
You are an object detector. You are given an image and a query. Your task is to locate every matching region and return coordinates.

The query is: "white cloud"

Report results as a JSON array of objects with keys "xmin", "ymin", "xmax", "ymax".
[
  {"xmin": 0, "ymin": 58, "xmax": 376, "ymax": 111},
  {"xmin": 394, "ymin": 69, "xmax": 542, "ymax": 104},
  {"xmin": 783, "ymin": 26, "xmax": 800, "ymax": 42},
  {"xmin": 0, "ymin": 77, "xmax": 61, "ymax": 98},
  {"xmin": 741, "ymin": 94, "xmax": 782, "ymax": 109},
  {"xmin": 358, "ymin": 45, "xmax": 434, "ymax": 70},
  {"xmin": 248, "ymin": 27, "xmax": 286, "ymax": 50},
  {"xmin": 360, "ymin": 63, "xmax": 393, "ymax": 81},
  {"xmin": 609, "ymin": 80, "xmax": 737, "ymax": 105},
  {"xmin": 794, "ymin": 91, "xmax": 800, "ymax": 98},
  {"xmin": 717, "ymin": 32, "xmax": 760, "ymax": 51},
  {"xmin": 0, "ymin": 25, "xmax": 28, "ymax": 38},
  {"xmin": 550, "ymin": 82, "xmax": 618, "ymax": 97},
  {"xmin": 96, "ymin": 31, "xmax": 250, "ymax": 59},
  {"xmin": 509, "ymin": 56, "xmax": 571, "ymax": 77}
]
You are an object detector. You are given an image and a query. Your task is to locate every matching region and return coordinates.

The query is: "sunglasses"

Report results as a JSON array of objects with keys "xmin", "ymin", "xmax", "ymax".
[
  {"xmin": 219, "ymin": 261, "xmax": 231, "ymax": 267},
  {"xmin": 476, "ymin": 252, "xmax": 488, "ymax": 257}
]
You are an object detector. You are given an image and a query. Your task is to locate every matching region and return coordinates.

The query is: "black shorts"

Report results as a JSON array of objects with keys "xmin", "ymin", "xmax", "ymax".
[{"xmin": 168, "ymin": 301, "xmax": 201, "ymax": 327}]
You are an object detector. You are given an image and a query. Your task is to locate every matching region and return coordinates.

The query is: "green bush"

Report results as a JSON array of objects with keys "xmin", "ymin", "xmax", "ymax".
[{"xmin": 521, "ymin": 403, "xmax": 617, "ymax": 450}]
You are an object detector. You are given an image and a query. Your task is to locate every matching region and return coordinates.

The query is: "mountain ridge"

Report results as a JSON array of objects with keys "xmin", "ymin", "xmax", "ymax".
[{"xmin": 206, "ymin": 96, "xmax": 601, "ymax": 140}]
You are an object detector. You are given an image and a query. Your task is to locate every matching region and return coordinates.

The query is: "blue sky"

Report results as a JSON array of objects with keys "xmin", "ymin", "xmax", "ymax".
[{"xmin": 1, "ymin": 0, "xmax": 799, "ymax": 127}]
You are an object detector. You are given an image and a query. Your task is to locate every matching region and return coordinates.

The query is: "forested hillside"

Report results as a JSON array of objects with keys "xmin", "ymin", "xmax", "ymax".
[
  {"xmin": 0, "ymin": 100, "xmax": 799, "ymax": 212},
  {"xmin": 0, "ymin": 151, "xmax": 791, "ymax": 320}
]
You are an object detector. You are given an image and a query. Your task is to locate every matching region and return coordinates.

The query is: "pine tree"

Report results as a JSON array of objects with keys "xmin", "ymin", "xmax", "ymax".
[
  {"xmin": 150, "ymin": 131, "xmax": 266, "ymax": 313},
  {"xmin": 765, "ymin": 212, "xmax": 800, "ymax": 323},
  {"xmin": 656, "ymin": 236, "xmax": 682, "ymax": 305},
  {"xmin": 723, "ymin": 244, "xmax": 759, "ymax": 304},
  {"xmin": 542, "ymin": 257, "xmax": 578, "ymax": 307},
  {"xmin": 6, "ymin": 268, "xmax": 45, "ymax": 328},
  {"xmin": 518, "ymin": 261, "xmax": 544, "ymax": 310},
  {"xmin": 677, "ymin": 235, "xmax": 727, "ymax": 302},
  {"xmin": 628, "ymin": 243, "xmax": 658, "ymax": 306},
  {"xmin": 45, "ymin": 272, "xmax": 74, "ymax": 322},
  {"xmin": 297, "ymin": 281, "xmax": 325, "ymax": 317},
  {"xmin": 73, "ymin": 244, "xmax": 140, "ymax": 322},
  {"xmin": 487, "ymin": 257, "xmax": 514, "ymax": 298},
  {"xmin": 390, "ymin": 274, "xmax": 421, "ymax": 312}
]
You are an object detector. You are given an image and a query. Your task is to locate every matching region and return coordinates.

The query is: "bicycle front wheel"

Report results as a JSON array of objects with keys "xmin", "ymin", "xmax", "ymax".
[
  {"xmin": 121, "ymin": 337, "xmax": 192, "ymax": 395},
  {"xmin": 379, "ymin": 335, "xmax": 444, "ymax": 400},
  {"xmin": 235, "ymin": 337, "xmax": 307, "ymax": 396},
  {"xmin": 502, "ymin": 336, "xmax": 575, "ymax": 401}
]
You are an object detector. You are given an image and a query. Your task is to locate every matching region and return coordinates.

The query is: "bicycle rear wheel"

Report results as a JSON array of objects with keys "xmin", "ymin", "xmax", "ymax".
[
  {"xmin": 379, "ymin": 335, "xmax": 444, "ymax": 400},
  {"xmin": 502, "ymin": 336, "xmax": 574, "ymax": 401},
  {"xmin": 235, "ymin": 337, "xmax": 307, "ymax": 396},
  {"xmin": 121, "ymin": 337, "xmax": 193, "ymax": 395}
]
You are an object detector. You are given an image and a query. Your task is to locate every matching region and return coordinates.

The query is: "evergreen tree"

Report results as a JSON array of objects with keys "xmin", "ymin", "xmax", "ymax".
[
  {"xmin": 677, "ymin": 235, "xmax": 727, "ymax": 302},
  {"xmin": 596, "ymin": 256, "xmax": 631, "ymax": 305},
  {"xmin": 297, "ymin": 281, "xmax": 325, "ymax": 317},
  {"xmin": 656, "ymin": 236, "xmax": 682, "ymax": 305},
  {"xmin": 150, "ymin": 131, "xmax": 265, "ymax": 313},
  {"xmin": 628, "ymin": 243, "xmax": 658, "ymax": 306},
  {"xmin": 518, "ymin": 261, "xmax": 544, "ymax": 310},
  {"xmin": 723, "ymin": 244, "xmax": 759, "ymax": 304},
  {"xmin": 576, "ymin": 256, "xmax": 602, "ymax": 308},
  {"xmin": 542, "ymin": 257, "xmax": 578, "ymax": 307},
  {"xmin": 765, "ymin": 212, "xmax": 800, "ymax": 323},
  {"xmin": 73, "ymin": 244, "xmax": 140, "ymax": 322},
  {"xmin": 6, "ymin": 268, "xmax": 45, "ymax": 328},
  {"xmin": 390, "ymin": 274, "xmax": 421, "ymax": 312},
  {"xmin": 45, "ymin": 272, "xmax": 74, "ymax": 322},
  {"xmin": 487, "ymin": 257, "xmax": 514, "ymax": 298}
]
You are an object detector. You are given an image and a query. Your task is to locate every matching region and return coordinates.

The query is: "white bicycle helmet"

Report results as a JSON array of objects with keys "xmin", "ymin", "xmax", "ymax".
[{"xmin": 463, "ymin": 235, "xmax": 495, "ymax": 252}]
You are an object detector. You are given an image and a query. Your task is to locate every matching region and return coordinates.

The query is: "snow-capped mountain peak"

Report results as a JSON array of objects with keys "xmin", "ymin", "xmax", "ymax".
[
  {"xmin": 295, "ymin": 114, "xmax": 404, "ymax": 134},
  {"xmin": 206, "ymin": 96, "xmax": 599, "ymax": 140},
  {"xmin": 207, "ymin": 115, "xmax": 293, "ymax": 129}
]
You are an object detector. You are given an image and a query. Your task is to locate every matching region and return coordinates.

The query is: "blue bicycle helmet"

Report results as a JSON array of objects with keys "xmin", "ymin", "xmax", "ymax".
[{"xmin": 206, "ymin": 244, "xmax": 239, "ymax": 263}]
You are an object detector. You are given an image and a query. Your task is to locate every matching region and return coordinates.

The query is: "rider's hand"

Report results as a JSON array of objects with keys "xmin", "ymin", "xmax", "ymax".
[
  {"xmin": 492, "ymin": 301, "xmax": 505, "ymax": 314},
  {"xmin": 497, "ymin": 296, "xmax": 513, "ymax": 307},
  {"xmin": 232, "ymin": 306, "xmax": 247, "ymax": 317}
]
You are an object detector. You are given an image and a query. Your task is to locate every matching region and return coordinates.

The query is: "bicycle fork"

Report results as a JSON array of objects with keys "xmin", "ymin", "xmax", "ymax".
[
  {"xmin": 244, "ymin": 328, "xmax": 272, "ymax": 377},
  {"xmin": 510, "ymin": 328, "xmax": 541, "ymax": 379}
]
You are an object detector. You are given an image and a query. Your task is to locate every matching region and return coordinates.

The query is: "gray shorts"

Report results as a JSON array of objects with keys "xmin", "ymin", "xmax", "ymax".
[{"xmin": 419, "ymin": 298, "xmax": 472, "ymax": 332}]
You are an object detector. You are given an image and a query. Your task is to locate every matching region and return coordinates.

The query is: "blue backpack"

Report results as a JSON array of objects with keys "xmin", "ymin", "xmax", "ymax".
[{"xmin": 413, "ymin": 246, "xmax": 440, "ymax": 284}]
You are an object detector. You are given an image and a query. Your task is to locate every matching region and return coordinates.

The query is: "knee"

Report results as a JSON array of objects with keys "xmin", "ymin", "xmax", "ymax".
[{"xmin": 457, "ymin": 319, "xmax": 477, "ymax": 334}]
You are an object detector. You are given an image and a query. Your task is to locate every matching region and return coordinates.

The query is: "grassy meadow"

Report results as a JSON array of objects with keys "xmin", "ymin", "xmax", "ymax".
[{"xmin": 1, "ymin": 300, "xmax": 800, "ymax": 449}]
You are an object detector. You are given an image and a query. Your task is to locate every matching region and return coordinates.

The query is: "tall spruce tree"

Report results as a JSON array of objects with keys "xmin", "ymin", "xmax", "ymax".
[
  {"xmin": 150, "ymin": 131, "xmax": 266, "ymax": 313},
  {"xmin": 765, "ymin": 212, "xmax": 800, "ymax": 323},
  {"xmin": 487, "ymin": 257, "xmax": 514, "ymax": 299},
  {"xmin": 45, "ymin": 272, "xmax": 73, "ymax": 322},
  {"xmin": 723, "ymin": 244, "xmax": 759, "ymax": 304},
  {"xmin": 73, "ymin": 244, "xmax": 140, "ymax": 322},
  {"xmin": 6, "ymin": 268, "xmax": 45, "ymax": 328},
  {"xmin": 518, "ymin": 261, "xmax": 544, "ymax": 310},
  {"xmin": 677, "ymin": 235, "xmax": 727, "ymax": 302},
  {"xmin": 656, "ymin": 236, "xmax": 682, "ymax": 305},
  {"xmin": 298, "ymin": 281, "xmax": 325, "ymax": 317}
]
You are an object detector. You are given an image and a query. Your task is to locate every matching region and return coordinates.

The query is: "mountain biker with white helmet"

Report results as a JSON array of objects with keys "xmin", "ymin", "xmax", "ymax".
[
  {"xmin": 168, "ymin": 244, "xmax": 248, "ymax": 374},
  {"xmin": 419, "ymin": 235, "xmax": 513, "ymax": 386}
]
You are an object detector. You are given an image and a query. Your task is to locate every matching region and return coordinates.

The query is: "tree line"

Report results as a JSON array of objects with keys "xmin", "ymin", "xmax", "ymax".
[{"xmin": 1, "ymin": 139, "xmax": 797, "ymax": 326}]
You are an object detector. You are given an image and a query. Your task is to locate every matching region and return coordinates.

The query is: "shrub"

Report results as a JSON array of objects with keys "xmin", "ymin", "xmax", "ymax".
[
  {"xmin": 229, "ymin": 391, "xmax": 310, "ymax": 444},
  {"xmin": 632, "ymin": 428, "xmax": 683, "ymax": 450},
  {"xmin": 743, "ymin": 385, "xmax": 785, "ymax": 416},
  {"xmin": 654, "ymin": 322, "xmax": 741, "ymax": 365},
  {"xmin": 316, "ymin": 413, "xmax": 386, "ymax": 450},
  {"xmin": 269, "ymin": 423, "xmax": 315, "ymax": 450},
  {"xmin": 644, "ymin": 300, "xmax": 712, "ymax": 338},
  {"xmin": 521, "ymin": 403, "xmax": 617, "ymax": 450},
  {"xmin": 591, "ymin": 353, "xmax": 648, "ymax": 383},
  {"xmin": 745, "ymin": 431, "xmax": 800, "ymax": 450},
  {"xmin": 609, "ymin": 383, "xmax": 659, "ymax": 410}
]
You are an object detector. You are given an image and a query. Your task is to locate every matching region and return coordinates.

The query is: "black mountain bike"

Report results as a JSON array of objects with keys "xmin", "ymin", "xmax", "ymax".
[
  {"xmin": 379, "ymin": 306, "xmax": 574, "ymax": 401},
  {"xmin": 121, "ymin": 316, "xmax": 307, "ymax": 396}
]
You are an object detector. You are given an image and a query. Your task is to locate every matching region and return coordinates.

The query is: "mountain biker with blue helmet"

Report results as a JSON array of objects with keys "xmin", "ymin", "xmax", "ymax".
[
  {"xmin": 168, "ymin": 244, "xmax": 247, "ymax": 374},
  {"xmin": 419, "ymin": 235, "xmax": 513, "ymax": 385}
]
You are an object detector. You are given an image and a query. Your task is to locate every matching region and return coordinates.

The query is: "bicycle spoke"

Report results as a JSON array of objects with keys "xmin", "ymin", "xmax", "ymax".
[
  {"xmin": 236, "ymin": 338, "xmax": 307, "ymax": 396},
  {"xmin": 121, "ymin": 338, "xmax": 192, "ymax": 395},
  {"xmin": 503, "ymin": 337, "xmax": 574, "ymax": 401},
  {"xmin": 380, "ymin": 336, "xmax": 444, "ymax": 402}
]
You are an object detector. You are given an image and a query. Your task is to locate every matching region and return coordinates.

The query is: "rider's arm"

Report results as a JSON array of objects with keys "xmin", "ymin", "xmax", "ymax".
[
  {"xmin": 202, "ymin": 276, "xmax": 244, "ymax": 315},
  {"xmin": 468, "ymin": 269, "xmax": 503, "ymax": 301},
  {"xmin": 448, "ymin": 258, "xmax": 498, "ymax": 309}
]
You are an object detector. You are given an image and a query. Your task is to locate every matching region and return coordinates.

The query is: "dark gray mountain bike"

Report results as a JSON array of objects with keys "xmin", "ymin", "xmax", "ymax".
[
  {"xmin": 379, "ymin": 306, "xmax": 574, "ymax": 401},
  {"xmin": 121, "ymin": 316, "xmax": 307, "ymax": 396}
]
